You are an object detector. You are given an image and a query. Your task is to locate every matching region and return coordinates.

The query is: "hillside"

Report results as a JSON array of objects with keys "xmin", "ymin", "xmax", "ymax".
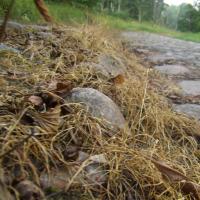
[{"xmin": 0, "ymin": 21, "xmax": 199, "ymax": 200}]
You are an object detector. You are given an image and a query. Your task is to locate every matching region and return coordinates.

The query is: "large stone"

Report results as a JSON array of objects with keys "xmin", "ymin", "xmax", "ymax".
[
  {"xmin": 178, "ymin": 80, "xmax": 200, "ymax": 96},
  {"xmin": 40, "ymin": 153, "xmax": 108, "ymax": 190},
  {"xmin": 173, "ymin": 104, "xmax": 200, "ymax": 119},
  {"xmin": 67, "ymin": 88, "xmax": 126, "ymax": 130},
  {"xmin": 93, "ymin": 54, "xmax": 126, "ymax": 78},
  {"xmin": 155, "ymin": 64, "xmax": 190, "ymax": 75}
]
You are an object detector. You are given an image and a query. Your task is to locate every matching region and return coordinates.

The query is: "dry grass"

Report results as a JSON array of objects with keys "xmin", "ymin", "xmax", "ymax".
[{"xmin": 0, "ymin": 24, "xmax": 199, "ymax": 200}]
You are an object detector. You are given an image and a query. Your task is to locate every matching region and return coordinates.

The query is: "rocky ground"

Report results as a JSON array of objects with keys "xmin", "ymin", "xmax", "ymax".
[
  {"xmin": 121, "ymin": 31, "xmax": 200, "ymax": 120},
  {"xmin": 0, "ymin": 22, "xmax": 200, "ymax": 200}
]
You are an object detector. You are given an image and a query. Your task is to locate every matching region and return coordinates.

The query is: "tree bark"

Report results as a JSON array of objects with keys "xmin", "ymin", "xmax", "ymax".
[
  {"xmin": 110, "ymin": 1, "xmax": 114, "ymax": 12},
  {"xmin": 118, "ymin": 0, "xmax": 121, "ymax": 12},
  {"xmin": 138, "ymin": 7, "xmax": 142, "ymax": 22},
  {"xmin": 0, "ymin": 0, "xmax": 15, "ymax": 42}
]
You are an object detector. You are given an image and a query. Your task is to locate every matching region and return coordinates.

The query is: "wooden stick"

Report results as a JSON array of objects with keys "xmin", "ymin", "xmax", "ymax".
[{"xmin": 34, "ymin": 0, "xmax": 53, "ymax": 23}]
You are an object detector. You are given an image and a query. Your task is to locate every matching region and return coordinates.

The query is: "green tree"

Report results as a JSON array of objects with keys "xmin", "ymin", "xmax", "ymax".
[
  {"xmin": 162, "ymin": 5, "xmax": 180, "ymax": 29},
  {"xmin": 177, "ymin": 3, "xmax": 200, "ymax": 32}
]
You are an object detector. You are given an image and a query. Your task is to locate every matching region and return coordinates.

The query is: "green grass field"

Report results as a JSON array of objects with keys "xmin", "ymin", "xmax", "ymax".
[
  {"xmin": 97, "ymin": 15, "xmax": 200, "ymax": 42},
  {"xmin": 1, "ymin": 1, "xmax": 200, "ymax": 42}
]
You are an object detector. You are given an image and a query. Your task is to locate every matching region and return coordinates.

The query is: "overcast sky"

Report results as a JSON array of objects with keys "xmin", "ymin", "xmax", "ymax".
[{"xmin": 164, "ymin": 0, "xmax": 194, "ymax": 6}]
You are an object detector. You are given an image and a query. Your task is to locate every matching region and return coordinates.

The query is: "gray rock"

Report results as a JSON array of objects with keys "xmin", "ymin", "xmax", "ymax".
[
  {"xmin": 28, "ymin": 25, "xmax": 52, "ymax": 32},
  {"xmin": 0, "ymin": 44, "xmax": 19, "ymax": 54},
  {"xmin": 0, "ymin": 21, "xmax": 24, "ymax": 31},
  {"xmin": 147, "ymin": 54, "xmax": 175, "ymax": 64},
  {"xmin": 67, "ymin": 88, "xmax": 126, "ymax": 130},
  {"xmin": 37, "ymin": 32, "xmax": 54, "ymax": 39},
  {"xmin": 85, "ymin": 163, "xmax": 107, "ymax": 185},
  {"xmin": 121, "ymin": 31, "xmax": 200, "ymax": 123},
  {"xmin": 40, "ymin": 153, "xmax": 108, "ymax": 189},
  {"xmin": 178, "ymin": 80, "xmax": 200, "ymax": 96},
  {"xmin": 155, "ymin": 64, "xmax": 190, "ymax": 75},
  {"xmin": 93, "ymin": 54, "xmax": 126, "ymax": 78},
  {"xmin": 78, "ymin": 153, "xmax": 108, "ymax": 185},
  {"xmin": 121, "ymin": 31, "xmax": 200, "ymax": 67},
  {"xmin": 173, "ymin": 104, "xmax": 200, "ymax": 119},
  {"xmin": 134, "ymin": 48, "xmax": 150, "ymax": 54},
  {"xmin": 0, "ymin": 21, "xmax": 51, "ymax": 32}
]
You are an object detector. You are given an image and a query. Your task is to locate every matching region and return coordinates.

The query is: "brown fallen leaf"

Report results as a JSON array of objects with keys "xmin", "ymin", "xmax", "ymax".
[
  {"xmin": 28, "ymin": 105, "xmax": 61, "ymax": 133},
  {"xmin": 63, "ymin": 145, "xmax": 80, "ymax": 161},
  {"xmin": 110, "ymin": 74, "xmax": 125, "ymax": 85},
  {"xmin": 181, "ymin": 181, "xmax": 200, "ymax": 200},
  {"xmin": 28, "ymin": 95, "xmax": 43, "ymax": 106},
  {"xmin": 151, "ymin": 159, "xmax": 200, "ymax": 200},
  {"xmin": 48, "ymin": 81, "xmax": 73, "ymax": 96},
  {"xmin": 151, "ymin": 159, "xmax": 188, "ymax": 182}
]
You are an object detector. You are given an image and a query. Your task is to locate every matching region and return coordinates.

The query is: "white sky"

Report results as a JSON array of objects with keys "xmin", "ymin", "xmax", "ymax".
[{"xmin": 164, "ymin": 0, "xmax": 194, "ymax": 6}]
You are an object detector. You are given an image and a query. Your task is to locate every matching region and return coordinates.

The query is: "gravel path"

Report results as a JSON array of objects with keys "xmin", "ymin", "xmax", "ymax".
[{"xmin": 121, "ymin": 31, "xmax": 200, "ymax": 119}]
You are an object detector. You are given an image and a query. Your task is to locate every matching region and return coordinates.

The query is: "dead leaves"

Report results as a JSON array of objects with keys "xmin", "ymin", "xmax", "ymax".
[
  {"xmin": 28, "ymin": 96, "xmax": 43, "ymax": 106},
  {"xmin": 151, "ymin": 159, "xmax": 188, "ymax": 182},
  {"xmin": 110, "ymin": 74, "xmax": 125, "ymax": 85},
  {"xmin": 47, "ymin": 80, "xmax": 73, "ymax": 97},
  {"xmin": 26, "ymin": 93, "xmax": 61, "ymax": 134},
  {"xmin": 181, "ymin": 181, "xmax": 200, "ymax": 200},
  {"xmin": 24, "ymin": 80, "xmax": 73, "ymax": 134},
  {"xmin": 151, "ymin": 159, "xmax": 200, "ymax": 200},
  {"xmin": 27, "ymin": 106, "xmax": 61, "ymax": 134}
]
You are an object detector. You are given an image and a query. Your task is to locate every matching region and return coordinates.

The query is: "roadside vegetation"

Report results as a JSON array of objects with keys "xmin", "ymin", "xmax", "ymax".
[
  {"xmin": 1, "ymin": 1, "xmax": 200, "ymax": 42},
  {"xmin": 0, "ymin": 22, "xmax": 200, "ymax": 200},
  {"xmin": 0, "ymin": 0, "xmax": 200, "ymax": 200}
]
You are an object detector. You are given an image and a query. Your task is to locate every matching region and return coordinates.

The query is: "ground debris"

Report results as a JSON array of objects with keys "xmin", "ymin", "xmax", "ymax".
[
  {"xmin": 15, "ymin": 180, "xmax": 46, "ymax": 200},
  {"xmin": 151, "ymin": 159, "xmax": 200, "ymax": 200},
  {"xmin": 0, "ymin": 22, "xmax": 199, "ymax": 200}
]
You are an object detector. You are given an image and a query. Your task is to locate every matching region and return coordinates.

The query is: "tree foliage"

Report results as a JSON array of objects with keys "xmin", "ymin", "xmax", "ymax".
[
  {"xmin": 177, "ymin": 3, "xmax": 200, "ymax": 32},
  {"xmin": 1, "ymin": 0, "xmax": 200, "ymax": 32},
  {"xmin": 97, "ymin": 0, "xmax": 200, "ymax": 32}
]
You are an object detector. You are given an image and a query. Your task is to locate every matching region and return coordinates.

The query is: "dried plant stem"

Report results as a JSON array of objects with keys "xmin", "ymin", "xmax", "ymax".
[
  {"xmin": 0, "ymin": 129, "xmax": 34, "ymax": 159},
  {"xmin": 137, "ymin": 68, "xmax": 150, "ymax": 135}
]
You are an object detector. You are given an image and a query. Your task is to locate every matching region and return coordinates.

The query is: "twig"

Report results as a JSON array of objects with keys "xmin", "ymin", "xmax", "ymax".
[{"xmin": 137, "ymin": 68, "xmax": 150, "ymax": 135}]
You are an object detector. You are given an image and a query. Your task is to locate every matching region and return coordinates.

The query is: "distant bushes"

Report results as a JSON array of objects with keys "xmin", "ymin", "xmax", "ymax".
[
  {"xmin": 0, "ymin": 0, "xmax": 86, "ymax": 23},
  {"xmin": 109, "ymin": 11, "xmax": 131, "ymax": 20}
]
